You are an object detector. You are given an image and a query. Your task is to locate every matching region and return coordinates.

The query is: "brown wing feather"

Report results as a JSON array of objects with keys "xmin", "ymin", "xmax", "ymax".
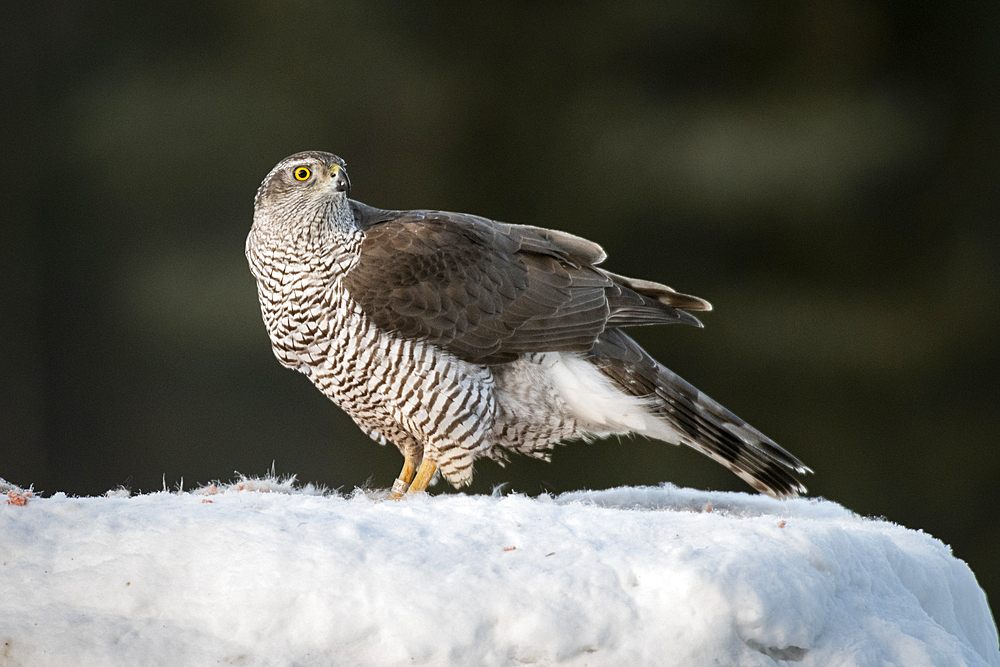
[{"xmin": 344, "ymin": 205, "xmax": 706, "ymax": 364}]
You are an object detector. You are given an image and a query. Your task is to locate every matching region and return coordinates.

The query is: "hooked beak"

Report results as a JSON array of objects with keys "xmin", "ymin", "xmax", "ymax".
[{"xmin": 332, "ymin": 165, "xmax": 350, "ymax": 195}]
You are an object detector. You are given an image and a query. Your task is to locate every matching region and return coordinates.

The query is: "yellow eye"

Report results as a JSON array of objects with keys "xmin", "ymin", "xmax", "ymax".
[{"xmin": 293, "ymin": 166, "xmax": 312, "ymax": 181}]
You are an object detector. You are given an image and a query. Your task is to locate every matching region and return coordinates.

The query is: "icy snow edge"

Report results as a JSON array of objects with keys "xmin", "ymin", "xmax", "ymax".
[{"xmin": 0, "ymin": 476, "xmax": 997, "ymax": 667}]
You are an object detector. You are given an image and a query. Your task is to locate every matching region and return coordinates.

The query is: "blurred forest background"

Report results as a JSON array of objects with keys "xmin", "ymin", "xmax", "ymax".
[{"xmin": 4, "ymin": 0, "xmax": 998, "ymax": 615}]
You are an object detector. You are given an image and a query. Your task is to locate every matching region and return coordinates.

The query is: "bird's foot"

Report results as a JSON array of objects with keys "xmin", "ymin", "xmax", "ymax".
[{"xmin": 388, "ymin": 459, "xmax": 437, "ymax": 500}]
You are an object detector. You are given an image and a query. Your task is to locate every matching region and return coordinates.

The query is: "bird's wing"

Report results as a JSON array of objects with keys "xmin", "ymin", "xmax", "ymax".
[{"xmin": 344, "ymin": 205, "xmax": 706, "ymax": 364}]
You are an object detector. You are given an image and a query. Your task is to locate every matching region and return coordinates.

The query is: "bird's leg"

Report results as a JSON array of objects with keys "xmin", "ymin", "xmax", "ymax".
[
  {"xmin": 406, "ymin": 459, "xmax": 438, "ymax": 496},
  {"xmin": 389, "ymin": 459, "xmax": 417, "ymax": 500}
]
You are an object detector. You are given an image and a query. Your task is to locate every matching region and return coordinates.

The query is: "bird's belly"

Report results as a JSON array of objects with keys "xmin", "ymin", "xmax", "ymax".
[{"xmin": 286, "ymin": 301, "xmax": 497, "ymax": 461}]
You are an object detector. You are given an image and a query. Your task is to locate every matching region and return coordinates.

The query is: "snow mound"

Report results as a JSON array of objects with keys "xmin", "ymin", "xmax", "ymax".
[{"xmin": 0, "ymin": 477, "xmax": 996, "ymax": 667}]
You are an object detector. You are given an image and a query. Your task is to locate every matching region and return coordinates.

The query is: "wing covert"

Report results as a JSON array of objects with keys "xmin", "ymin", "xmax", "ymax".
[{"xmin": 343, "ymin": 206, "xmax": 705, "ymax": 364}]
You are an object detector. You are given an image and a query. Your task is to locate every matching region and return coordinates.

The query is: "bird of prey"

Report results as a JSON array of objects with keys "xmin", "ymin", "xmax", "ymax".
[{"xmin": 247, "ymin": 151, "xmax": 810, "ymax": 499}]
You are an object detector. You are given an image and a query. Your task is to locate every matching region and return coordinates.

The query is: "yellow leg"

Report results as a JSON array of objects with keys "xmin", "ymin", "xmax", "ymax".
[
  {"xmin": 389, "ymin": 459, "xmax": 417, "ymax": 500},
  {"xmin": 406, "ymin": 459, "xmax": 438, "ymax": 496}
]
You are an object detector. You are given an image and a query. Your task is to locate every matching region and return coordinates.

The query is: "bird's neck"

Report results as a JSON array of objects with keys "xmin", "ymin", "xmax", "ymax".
[
  {"xmin": 307, "ymin": 200, "xmax": 361, "ymax": 252},
  {"xmin": 249, "ymin": 200, "xmax": 363, "ymax": 276}
]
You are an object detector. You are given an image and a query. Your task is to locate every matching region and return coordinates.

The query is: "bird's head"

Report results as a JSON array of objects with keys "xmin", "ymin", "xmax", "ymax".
[{"xmin": 253, "ymin": 151, "xmax": 353, "ymax": 232}]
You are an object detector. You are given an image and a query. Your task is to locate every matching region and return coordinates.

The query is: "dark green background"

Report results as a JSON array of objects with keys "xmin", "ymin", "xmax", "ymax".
[{"xmin": 5, "ymin": 1, "xmax": 998, "ymax": 618}]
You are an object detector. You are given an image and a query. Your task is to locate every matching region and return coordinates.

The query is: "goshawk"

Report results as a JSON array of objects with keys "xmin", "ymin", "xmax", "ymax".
[{"xmin": 247, "ymin": 151, "xmax": 810, "ymax": 498}]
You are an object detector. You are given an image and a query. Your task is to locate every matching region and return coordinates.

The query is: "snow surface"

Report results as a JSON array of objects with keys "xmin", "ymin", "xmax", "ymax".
[{"xmin": 0, "ymin": 476, "xmax": 997, "ymax": 667}]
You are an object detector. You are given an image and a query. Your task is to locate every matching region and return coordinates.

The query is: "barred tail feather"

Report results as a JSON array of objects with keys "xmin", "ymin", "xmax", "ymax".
[{"xmin": 587, "ymin": 329, "xmax": 810, "ymax": 499}]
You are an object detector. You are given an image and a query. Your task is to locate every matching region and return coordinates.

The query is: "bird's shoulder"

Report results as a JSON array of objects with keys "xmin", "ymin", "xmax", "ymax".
[{"xmin": 348, "ymin": 200, "xmax": 606, "ymax": 267}]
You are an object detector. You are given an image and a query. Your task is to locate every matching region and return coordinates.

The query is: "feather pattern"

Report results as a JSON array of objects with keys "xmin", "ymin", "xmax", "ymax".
[{"xmin": 344, "ymin": 206, "xmax": 705, "ymax": 364}]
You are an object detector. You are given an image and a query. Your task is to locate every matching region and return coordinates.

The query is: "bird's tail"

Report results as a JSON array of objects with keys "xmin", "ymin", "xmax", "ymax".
[{"xmin": 587, "ymin": 329, "xmax": 810, "ymax": 499}]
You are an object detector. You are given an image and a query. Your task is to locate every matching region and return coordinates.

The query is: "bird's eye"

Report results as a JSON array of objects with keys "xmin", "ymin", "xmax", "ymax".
[{"xmin": 293, "ymin": 167, "xmax": 312, "ymax": 181}]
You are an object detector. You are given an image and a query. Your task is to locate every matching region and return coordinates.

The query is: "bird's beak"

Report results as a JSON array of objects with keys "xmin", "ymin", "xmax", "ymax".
[{"xmin": 332, "ymin": 165, "xmax": 351, "ymax": 195}]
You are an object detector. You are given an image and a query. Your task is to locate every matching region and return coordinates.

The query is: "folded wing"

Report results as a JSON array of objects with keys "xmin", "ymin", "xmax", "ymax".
[{"xmin": 344, "ymin": 204, "xmax": 708, "ymax": 364}]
